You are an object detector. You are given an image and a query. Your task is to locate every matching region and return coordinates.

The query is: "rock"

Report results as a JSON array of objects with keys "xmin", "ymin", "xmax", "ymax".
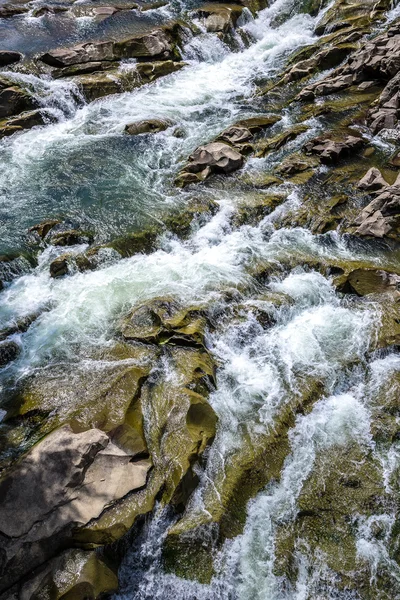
[
  {"xmin": 217, "ymin": 125, "xmax": 253, "ymax": 146},
  {"xmin": 0, "ymin": 340, "xmax": 19, "ymax": 367},
  {"xmin": 49, "ymin": 254, "xmax": 71, "ymax": 278},
  {"xmin": 0, "ymin": 110, "xmax": 49, "ymax": 139},
  {"xmin": 193, "ymin": 4, "xmax": 243, "ymax": 33},
  {"xmin": 40, "ymin": 27, "xmax": 180, "ymax": 68},
  {"xmin": 0, "ymin": 3, "xmax": 29, "ymax": 18},
  {"xmin": 72, "ymin": 61, "xmax": 184, "ymax": 102},
  {"xmin": 0, "ymin": 80, "xmax": 37, "ymax": 120},
  {"xmin": 53, "ymin": 61, "xmax": 108, "ymax": 79},
  {"xmin": 304, "ymin": 135, "xmax": 364, "ymax": 163},
  {"xmin": 357, "ymin": 167, "xmax": 389, "ymax": 192},
  {"xmin": 231, "ymin": 193, "xmax": 288, "ymax": 227},
  {"xmin": 124, "ymin": 118, "xmax": 174, "ymax": 135},
  {"xmin": 73, "ymin": 345, "xmax": 217, "ymax": 547},
  {"xmin": 255, "ymin": 125, "xmax": 309, "ymax": 158},
  {"xmin": 48, "ymin": 229, "xmax": 94, "ymax": 247},
  {"xmin": 31, "ymin": 4, "xmax": 69, "ymax": 17},
  {"xmin": 275, "ymin": 152, "xmax": 320, "ymax": 176},
  {"xmin": 174, "ymin": 172, "xmax": 201, "ymax": 187},
  {"xmin": 0, "ymin": 51, "xmax": 22, "ymax": 67},
  {"xmin": 357, "ymin": 80, "xmax": 378, "ymax": 90},
  {"xmin": 28, "ymin": 219, "xmax": 61, "ymax": 240},
  {"xmin": 352, "ymin": 174, "xmax": 400, "ymax": 238},
  {"xmin": 17, "ymin": 549, "xmax": 118, "ymax": 600},
  {"xmin": 40, "ymin": 43, "xmax": 115, "ymax": 68},
  {"xmin": 120, "ymin": 297, "xmax": 207, "ymax": 347},
  {"xmin": 177, "ymin": 142, "xmax": 244, "ymax": 185},
  {"xmin": 235, "ymin": 115, "xmax": 281, "ymax": 131},
  {"xmin": 0, "ymin": 425, "xmax": 152, "ymax": 592},
  {"xmin": 339, "ymin": 268, "xmax": 400, "ymax": 296}
]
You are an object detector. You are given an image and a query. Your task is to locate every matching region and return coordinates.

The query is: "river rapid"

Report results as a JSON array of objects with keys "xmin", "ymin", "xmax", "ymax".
[{"xmin": 1, "ymin": 0, "xmax": 400, "ymax": 598}]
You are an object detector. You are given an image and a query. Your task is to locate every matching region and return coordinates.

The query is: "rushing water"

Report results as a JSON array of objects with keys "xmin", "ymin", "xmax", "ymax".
[{"xmin": 1, "ymin": 0, "xmax": 400, "ymax": 597}]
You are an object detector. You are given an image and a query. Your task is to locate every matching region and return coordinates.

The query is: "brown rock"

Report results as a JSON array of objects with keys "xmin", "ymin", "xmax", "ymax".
[
  {"xmin": 341, "ymin": 268, "xmax": 400, "ymax": 296},
  {"xmin": 304, "ymin": 135, "xmax": 364, "ymax": 163},
  {"xmin": 28, "ymin": 219, "xmax": 61, "ymax": 240},
  {"xmin": 186, "ymin": 142, "xmax": 244, "ymax": 175},
  {"xmin": 0, "ymin": 51, "xmax": 22, "ymax": 67},
  {"xmin": 0, "ymin": 425, "xmax": 151, "ymax": 592},
  {"xmin": 357, "ymin": 167, "xmax": 389, "ymax": 192},
  {"xmin": 125, "ymin": 118, "xmax": 174, "ymax": 135}
]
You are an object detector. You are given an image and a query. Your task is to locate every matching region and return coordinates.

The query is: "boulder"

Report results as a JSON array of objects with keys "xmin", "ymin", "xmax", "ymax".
[
  {"xmin": 0, "ymin": 340, "xmax": 20, "ymax": 367},
  {"xmin": 0, "ymin": 425, "xmax": 152, "ymax": 592},
  {"xmin": 48, "ymin": 229, "xmax": 94, "ymax": 247},
  {"xmin": 0, "ymin": 80, "xmax": 37, "ymax": 120},
  {"xmin": 357, "ymin": 167, "xmax": 389, "ymax": 192},
  {"xmin": 0, "ymin": 51, "xmax": 22, "ymax": 67},
  {"xmin": 182, "ymin": 142, "xmax": 244, "ymax": 182},
  {"xmin": 339, "ymin": 268, "xmax": 400, "ymax": 296},
  {"xmin": 28, "ymin": 219, "xmax": 61, "ymax": 240},
  {"xmin": 120, "ymin": 297, "xmax": 207, "ymax": 347},
  {"xmin": 39, "ymin": 28, "xmax": 180, "ymax": 68},
  {"xmin": 304, "ymin": 135, "xmax": 364, "ymax": 163},
  {"xmin": 124, "ymin": 118, "xmax": 174, "ymax": 135},
  {"xmin": 16, "ymin": 549, "xmax": 118, "ymax": 600}
]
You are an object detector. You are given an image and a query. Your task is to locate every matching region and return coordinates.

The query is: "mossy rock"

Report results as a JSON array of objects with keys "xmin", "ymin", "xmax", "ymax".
[
  {"xmin": 274, "ymin": 443, "xmax": 391, "ymax": 596},
  {"xmin": 18, "ymin": 549, "xmax": 118, "ymax": 600},
  {"xmin": 9, "ymin": 342, "xmax": 158, "ymax": 440},
  {"xmin": 231, "ymin": 192, "xmax": 288, "ymax": 227},
  {"xmin": 120, "ymin": 296, "xmax": 208, "ymax": 347},
  {"xmin": 163, "ymin": 376, "xmax": 325, "ymax": 583},
  {"xmin": 255, "ymin": 125, "xmax": 309, "ymax": 157},
  {"xmin": 239, "ymin": 172, "xmax": 283, "ymax": 189},
  {"xmin": 73, "ymin": 345, "xmax": 217, "ymax": 546}
]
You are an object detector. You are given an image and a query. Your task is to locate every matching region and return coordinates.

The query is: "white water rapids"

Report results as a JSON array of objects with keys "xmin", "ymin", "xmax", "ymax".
[{"xmin": 1, "ymin": 0, "xmax": 400, "ymax": 598}]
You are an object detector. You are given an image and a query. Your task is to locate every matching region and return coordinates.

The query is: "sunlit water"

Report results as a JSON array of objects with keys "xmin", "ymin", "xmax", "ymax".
[{"xmin": 1, "ymin": 0, "xmax": 399, "ymax": 598}]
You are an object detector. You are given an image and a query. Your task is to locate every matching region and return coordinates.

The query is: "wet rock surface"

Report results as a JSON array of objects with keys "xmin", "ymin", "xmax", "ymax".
[{"xmin": 3, "ymin": 0, "xmax": 400, "ymax": 598}]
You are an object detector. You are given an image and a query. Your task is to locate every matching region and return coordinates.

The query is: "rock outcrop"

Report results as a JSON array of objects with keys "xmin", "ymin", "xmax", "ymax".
[
  {"xmin": 0, "ymin": 425, "xmax": 151, "ymax": 592},
  {"xmin": 176, "ymin": 142, "xmax": 244, "ymax": 186}
]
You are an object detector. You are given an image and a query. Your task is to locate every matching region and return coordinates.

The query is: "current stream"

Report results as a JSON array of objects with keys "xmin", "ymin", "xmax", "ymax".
[{"xmin": 1, "ymin": 0, "xmax": 400, "ymax": 597}]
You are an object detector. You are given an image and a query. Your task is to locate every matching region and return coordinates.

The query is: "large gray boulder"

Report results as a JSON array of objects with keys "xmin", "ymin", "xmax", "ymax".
[{"xmin": 0, "ymin": 426, "xmax": 151, "ymax": 593}]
